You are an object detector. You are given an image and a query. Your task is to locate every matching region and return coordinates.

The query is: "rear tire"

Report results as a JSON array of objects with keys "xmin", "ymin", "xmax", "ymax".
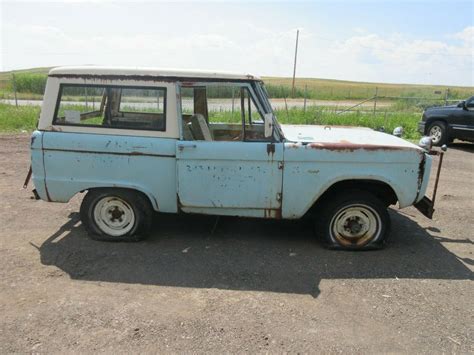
[
  {"xmin": 315, "ymin": 190, "xmax": 390, "ymax": 250},
  {"xmin": 428, "ymin": 121, "xmax": 447, "ymax": 146},
  {"xmin": 80, "ymin": 188, "xmax": 152, "ymax": 242}
]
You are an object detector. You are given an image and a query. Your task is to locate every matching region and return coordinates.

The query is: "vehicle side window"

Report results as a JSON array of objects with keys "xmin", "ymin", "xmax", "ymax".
[
  {"xmin": 180, "ymin": 84, "xmax": 267, "ymax": 142},
  {"xmin": 53, "ymin": 84, "xmax": 166, "ymax": 131}
]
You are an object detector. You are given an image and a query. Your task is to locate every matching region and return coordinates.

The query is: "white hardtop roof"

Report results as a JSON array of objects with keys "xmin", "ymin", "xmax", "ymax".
[{"xmin": 49, "ymin": 66, "xmax": 261, "ymax": 81}]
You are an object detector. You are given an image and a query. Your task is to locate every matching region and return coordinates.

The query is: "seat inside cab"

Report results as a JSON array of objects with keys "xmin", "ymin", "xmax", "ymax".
[{"xmin": 181, "ymin": 85, "xmax": 267, "ymax": 142}]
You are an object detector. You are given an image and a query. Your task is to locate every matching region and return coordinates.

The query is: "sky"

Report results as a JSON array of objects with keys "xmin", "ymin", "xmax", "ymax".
[{"xmin": 1, "ymin": 0, "xmax": 473, "ymax": 86}]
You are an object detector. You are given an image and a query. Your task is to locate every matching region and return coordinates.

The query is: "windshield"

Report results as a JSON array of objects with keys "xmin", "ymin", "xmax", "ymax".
[{"xmin": 255, "ymin": 82, "xmax": 283, "ymax": 140}]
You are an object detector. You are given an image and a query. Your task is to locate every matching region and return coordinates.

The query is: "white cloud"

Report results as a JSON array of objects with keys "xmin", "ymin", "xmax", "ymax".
[
  {"xmin": 2, "ymin": 15, "xmax": 473, "ymax": 86},
  {"xmin": 300, "ymin": 29, "xmax": 473, "ymax": 85},
  {"xmin": 453, "ymin": 26, "xmax": 474, "ymax": 44}
]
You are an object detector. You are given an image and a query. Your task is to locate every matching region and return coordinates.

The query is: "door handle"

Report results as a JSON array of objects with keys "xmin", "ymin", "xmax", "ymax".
[{"xmin": 178, "ymin": 143, "xmax": 197, "ymax": 151}]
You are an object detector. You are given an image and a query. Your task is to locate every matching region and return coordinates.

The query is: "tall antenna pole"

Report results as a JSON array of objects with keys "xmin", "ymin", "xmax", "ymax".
[{"xmin": 291, "ymin": 29, "xmax": 299, "ymax": 98}]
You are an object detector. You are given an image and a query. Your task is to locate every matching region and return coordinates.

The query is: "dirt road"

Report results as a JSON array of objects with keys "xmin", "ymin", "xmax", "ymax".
[{"xmin": 0, "ymin": 134, "xmax": 472, "ymax": 353}]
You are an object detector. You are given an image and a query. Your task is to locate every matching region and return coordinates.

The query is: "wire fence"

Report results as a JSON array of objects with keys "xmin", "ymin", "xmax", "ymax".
[{"xmin": 0, "ymin": 75, "xmax": 469, "ymax": 116}]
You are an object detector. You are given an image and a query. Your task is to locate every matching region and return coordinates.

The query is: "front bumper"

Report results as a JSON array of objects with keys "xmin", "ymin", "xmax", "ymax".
[
  {"xmin": 418, "ymin": 121, "xmax": 426, "ymax": 135},
  {"xmin": 415, "ymin": 196, "xmax": 436, "ymax": 219},
  {"xmin": 414, "ymin": 148, "xmax": 446, "ymax": 219}
]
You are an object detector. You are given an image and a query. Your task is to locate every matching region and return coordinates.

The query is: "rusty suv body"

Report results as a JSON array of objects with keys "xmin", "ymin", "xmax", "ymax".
[{"xmin": 28, "ymin": 66, "xmax": 436, "ymax": 250}]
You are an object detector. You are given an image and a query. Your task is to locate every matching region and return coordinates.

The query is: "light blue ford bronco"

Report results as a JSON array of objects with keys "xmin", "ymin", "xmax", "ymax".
[{"xmin": 26, "ymin": 66, "xmax": 444, "ymax": 250}]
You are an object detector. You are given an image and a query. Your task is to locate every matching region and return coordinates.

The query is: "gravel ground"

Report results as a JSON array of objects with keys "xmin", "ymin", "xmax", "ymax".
[{"xmin": 0, "ymin": 134, "xmax": 472, "ymax": 353}]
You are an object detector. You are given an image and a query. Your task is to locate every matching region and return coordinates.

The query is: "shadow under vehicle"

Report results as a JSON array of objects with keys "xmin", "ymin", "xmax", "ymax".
[{"xmin": 37, "ymin": 211, "xmax": 473, "ymax": 298}]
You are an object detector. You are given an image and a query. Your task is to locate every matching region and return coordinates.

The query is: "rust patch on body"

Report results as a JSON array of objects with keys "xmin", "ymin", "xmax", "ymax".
[
  {"xmin": 266, "ymin": 143, "xmax": 275, "ymax": 157},
  {"xmin": 264, "ymin": 208, "xmax": 282, "ymax": 219},
  {"xmin": 49, "ymin": 74, "xmax": 258, "ymax": 83},
  {"xmin": 307, "ymin": 142, "xmax": 410, "ymax": 152},
  {"xmin": 42, "ymin": 148, "xmax": 175, "ymax": 158}
]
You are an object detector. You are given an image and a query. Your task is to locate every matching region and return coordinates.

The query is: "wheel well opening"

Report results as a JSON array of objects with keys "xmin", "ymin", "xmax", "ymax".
[
  {"xmin": 85, "ymin": 187, "xmax": 155, "ymax": 209},
  {"xmin": 309, "ymin": 180, "xmax": 398, "ymax": 214},
  {"xmin": 427, "ymin": 119, "xmax": 447, "ymax": 129}
]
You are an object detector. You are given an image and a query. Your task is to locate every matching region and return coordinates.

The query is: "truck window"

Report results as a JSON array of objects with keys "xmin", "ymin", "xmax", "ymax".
[
  {"xmin": 53, "ymin": 84, "xmax": 166, "ymax": 131},
  {"xmin": 180, "ymin": 84, "xmax": 267, "ymax": 142}
]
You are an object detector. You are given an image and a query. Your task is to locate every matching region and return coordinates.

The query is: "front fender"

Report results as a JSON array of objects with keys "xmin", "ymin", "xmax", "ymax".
[
  {"xmin": 282, "ymin": 147, "xmax": 423, "ymax": 219},
  {"xmin": 296, "ymin": 175, "xmax": 409, "ymax": 219}
]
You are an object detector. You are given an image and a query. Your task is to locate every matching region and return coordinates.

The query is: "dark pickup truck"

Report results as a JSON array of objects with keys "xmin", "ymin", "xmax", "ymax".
[{"xmin": 419, "ymin": 96, "xmax": 474, "ymax": 146}]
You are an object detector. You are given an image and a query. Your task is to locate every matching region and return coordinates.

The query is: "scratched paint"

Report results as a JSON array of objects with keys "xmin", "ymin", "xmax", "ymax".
[
  {"xmin": 176, "ymin": 141, "xmax": 283, "ymax": 213},
  {"xmin": 35, "ymin": 131, "xmax": 178, "ymax": 212},
  {"xmin": 282, "ymin": 141, "xmax": 429, "ymax": 218},
  {"xmin": 29, "ymin": 67, "xmax": 435, "ymax": 222}
]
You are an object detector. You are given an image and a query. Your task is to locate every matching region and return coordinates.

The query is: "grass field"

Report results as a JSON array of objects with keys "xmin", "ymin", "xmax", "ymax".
[
  {"xmin": 0, "ymin": 102, "xmax": 421, "ymax": 142},
  {"xmin": 264, "ymin": 77, "xmax": 473, "ymax": 100},
  {"xmin": 0, "ymin": 66, "xmax": 468, "ymax": 138},
  {"xmin": 0, "ymin": 104, "xmax": 40, "ymax": 132},
  {"xmin": 0, "ymin": 67, "xmax": 472, "ymax": 101}
]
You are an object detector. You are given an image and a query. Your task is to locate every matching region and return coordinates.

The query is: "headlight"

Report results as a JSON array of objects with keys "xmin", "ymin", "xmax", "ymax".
[
  {"xmin": 418, "ymin": 136, "xmax": 432, "ymax": 151},
  {"xmin": 393, "ymin": 126, "xmax": 404, "ymax": 137}
]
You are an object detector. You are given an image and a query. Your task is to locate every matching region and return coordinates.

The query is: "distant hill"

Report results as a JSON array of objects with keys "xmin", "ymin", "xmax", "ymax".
[{"xmin": 1, "ymin": 67, "xmax": 472, "ymax": 100}]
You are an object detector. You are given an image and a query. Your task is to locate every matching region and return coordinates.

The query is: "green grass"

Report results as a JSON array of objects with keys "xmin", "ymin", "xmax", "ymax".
[
  {"xmin": 263, "ymin": 76, "xmax": 473, "ymax": 100},
  {"xmin": 0, "ymin": 103, "xmax": 40, "ymax": 132},
  {"xmin": 276, "ymin": 107, "xmax": 421, "ymax": 140},
  {"xmin": 0, "ymin": 67, "xmax": 472, "ymax": 102},
  {"xmin": 0, "ymin": 103, "xmax": 421, "ymax": 140},
  {"xmin": 211, "ymin": 107, "xmax": 421, "ymax": 140}
]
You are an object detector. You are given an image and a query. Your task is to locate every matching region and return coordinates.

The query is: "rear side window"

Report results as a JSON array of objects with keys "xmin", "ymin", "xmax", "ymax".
[{"xmin": 53, "ymin": 84, "xmax": 166, "ymax": 131}]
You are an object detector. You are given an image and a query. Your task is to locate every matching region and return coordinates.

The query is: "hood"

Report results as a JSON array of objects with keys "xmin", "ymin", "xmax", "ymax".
[
  {"xmin": 426, "ymin": 104, "xmax": 459, "ymax": 111},
  {"xmin": 281, "ymin": 124, "xmax": 421, "ymax": 150}
]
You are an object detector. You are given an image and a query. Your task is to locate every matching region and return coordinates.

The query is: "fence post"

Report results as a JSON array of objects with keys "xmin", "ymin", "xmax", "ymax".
[
  {"xmin": 284, "ymin": 97, "xmax": 289, "ymax": 121},
  {"xmin": 85, "ymin": 87, "xmax": 88, "ymax": 110},
  {"xmin": 12, "ymin": 74, "xmax": 18, "ymax": 108},
  {"xmin": 231, "ymin": 89, "xmax": 235, "ymax": 116},
  {"xmin": 303, "ymin": 85, "xmax": 307, "ymax": 113},
  {"xmin": 373, "ymin": 87, "xmax": 378, "ymax": 116},
  {"xmin": 444, "ymin": 88, "xmax": 449, "ymax": 106}
]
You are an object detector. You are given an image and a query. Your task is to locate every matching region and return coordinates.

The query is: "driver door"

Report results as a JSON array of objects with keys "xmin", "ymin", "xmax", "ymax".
[{"xmin": 176, "ymin": 83, "xmax": 283, "ymax": 218}]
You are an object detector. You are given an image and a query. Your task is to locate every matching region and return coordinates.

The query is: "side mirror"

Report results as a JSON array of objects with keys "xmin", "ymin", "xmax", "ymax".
[
  {"xmin": 458, "ymin": 101, "xmax": 466, "ymax": 109},
  {"xmin": 264, "ymin": 113, "xmax": 274, "ymax": 138}
]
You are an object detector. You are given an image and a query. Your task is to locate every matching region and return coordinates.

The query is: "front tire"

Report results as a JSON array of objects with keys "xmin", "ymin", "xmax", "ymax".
[
  {"xmin": 428, "ymin": 121, "xmax": 447, "ymax": 146},
  {"xmin": 315, "ymin": 190, "xmax": 390, "ymax": 250},
  {"xmin": 80, "ymin": 188, "xmax": 152, "ymax": 242}
]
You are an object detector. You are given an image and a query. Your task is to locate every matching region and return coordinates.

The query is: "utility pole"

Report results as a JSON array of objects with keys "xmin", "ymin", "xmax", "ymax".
[
  {"xmin": 291, "ymin": 29, "xmax": 299, "ymax": 98},
  {"xmin": 12, "ymin": 73, "xmax": 18, "ymax": 108}
]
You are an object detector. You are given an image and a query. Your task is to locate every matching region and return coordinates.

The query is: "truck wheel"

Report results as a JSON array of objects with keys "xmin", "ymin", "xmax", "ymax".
[
  {"xmin": 316, "ymin": 191, "xmax": 390, "ymax": 250},
  {"xmin": 80, "ymin": 188, "xmax": 152, "ymax": 242},
  {"xmin": 428, "ymin": 121, "xmax": 447, "ymax": 146}
]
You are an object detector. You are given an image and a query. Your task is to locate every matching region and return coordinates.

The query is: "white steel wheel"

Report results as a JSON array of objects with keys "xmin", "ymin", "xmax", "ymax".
[
  {"xmin": 329, "ymin": 204, "xmax": 382, "ymax": 248},
  {"xmin": 93, "ymin": 196, "xmax": 136, "ymax": 237},
  {"xmin": 316, "ymin": 190, "xmax": 390, "ymax": 250},
  {"xmin": 429, "ymin": 125, "xmax": 442, "ymax": 145}
]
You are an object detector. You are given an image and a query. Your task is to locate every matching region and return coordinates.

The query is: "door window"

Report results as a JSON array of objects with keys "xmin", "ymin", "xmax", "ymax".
[{"xmin": 180, "ymin": 84, "xmax": 268, "ymax": 142}]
